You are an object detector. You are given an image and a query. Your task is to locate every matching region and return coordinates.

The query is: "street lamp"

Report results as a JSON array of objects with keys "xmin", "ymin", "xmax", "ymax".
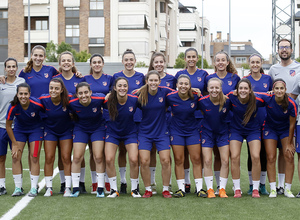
[
  {"xmin": 28, "ymin": 0, "xmax": 30, "ymax": 60},
  {"xmin": 201, "ymin": 0, "xmax": 204, "ymax": 69}
]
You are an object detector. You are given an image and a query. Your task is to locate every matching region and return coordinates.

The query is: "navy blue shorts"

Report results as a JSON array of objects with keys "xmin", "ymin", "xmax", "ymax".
[
  {"xmin": 44, "ymin": 128, "xmax": 73, "ymax": 141},
  {"xmin": 0, "ymin": 128, "xmax": 11, "ymax": 156},
  {"xmin": 230, "ymin": 129, "xmax": 261, "ymax": 143},
  {"xmin": 201, "ymin": 129, "xmax": 229, "ymax": 148},
  {"xmin": 73, "ymin": 127, "xmax": 105, "ymax": 143},
  {"xmin": 105, "ymin": 132, "xmax": 138, "ymax": 146},
  {"xmin": 14, "ymin": 127, "xmax": 43, "ymax": 143},
  {"xmin": 138, "ymin": 134, "xmax": 171, "ymax": 152},
  {"xmin": 263, "ymin": 125, "xmax": 289, "ymax": 141},
  {"xmin": 170, "ymin": 130, "xmax": 200, "ymax": 146}
]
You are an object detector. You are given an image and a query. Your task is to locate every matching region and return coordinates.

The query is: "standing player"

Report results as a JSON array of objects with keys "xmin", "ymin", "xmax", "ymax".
[
  {"xmin": 69, "ymin": 82, "xmax": 106, "ymax": 198},
  {"xmin": 268, "ymin": 39, "xmax": 300, "ymax": 194},
  {"xmin": 228, "ymin": 78, "xmax": 264, "ymax": 198},
  {"xmin": 104, "ymin": 77, "xmax": 140, "ymax": 198},
  {"xmin": 39, "ymin": 78, "xmax": 73, "ymax": 197},
  {"xmin": 244, "ymin": 54, "xmax": 272, "ymax": 195},
  {"xmin": 259, "ymin": 79, "xmax": 297, "ymax": 198},
  {"xmin": 0, "ymin": 58, "xmax": 25, "ymax": 195},
  {"xmin": 166, "ymin": 74, "xmax": 205, "ymax": 198},
  {"xmin": 6, "ymin": 83, "xmax": 44, "ymax": 197},
  {"xmin": 135, "ymin": 70, "xmax": 173, "ymax": 198},
  {"xmin": 112, "ymin": 49, "xmax": 144, "ymax": 194},
  {"xmin": 198, "ymin": 78, "xmax": 230, "ymax": 198}
]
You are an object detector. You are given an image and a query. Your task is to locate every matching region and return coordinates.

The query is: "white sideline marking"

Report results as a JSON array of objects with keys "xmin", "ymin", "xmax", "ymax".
[{"xmin": 0, "ymin": 167, "xmax": 59, "ymax": 220}]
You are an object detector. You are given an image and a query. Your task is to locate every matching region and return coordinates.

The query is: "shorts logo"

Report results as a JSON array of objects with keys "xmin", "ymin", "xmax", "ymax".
[
  {"xmin": 191, "ymin": 103, "xmax": 195, "ymax": 108},
  {"xmin": 74, "ymin": 82, "xmax": 78, "ymax": 87},
  {"xmin": 263, "ymin": 83, "xmax": 267, "ymax": 88},
  {"xmin": 159, "ymin": 97, "xmax": 163, "ymax": 103},
  {"xmin": 28, "ymin": 76, "xmax": 34, "ymax": 79},
  {"xmin": 31, "ymin": 112, "xmax": 35, "ymax": 117},
  {"xmin": 170, "ymin": 136, "xmax": 173, "ymax": 141},
  {"xmin": 166, "ymin": 82, "xmax": 170, "ymax": 87},
  {"xmin": 202, "ymin": 139, "xmax": 206, "ymax": 144},
  {"xmin": 290, "ymin": 70, "xmax": 296, "ymax": 76},
  {"xmin": 73, "ymin": 134, "xmax": 75, "ymax": 139},
  {"xmin": 92, "ymin": 107, "xmax": 98, "ymax": 113},
  {"xmin": 228, "ymin": 81, "xmax": 232, "ymax": 86},
  {"xmin": 197, "ymin": 77, "xmax": 202, "ymax": 82},
  {"xmin": 62, "ymin": 107, "xmax": 67, "ymax": 112},
  {"xmin": 129, "ymin": 106, "xmax": 133, "ymax": 112},
  {"xmin": 222, "ymin": 107, "xmax": 227, "ymax": 113},
  {"xmin": 136, "ymin": 80, "xmax": 140, "ymax": 85},
  {"xmin": 103, "ymin": 81, "xmax": 107, "ymax": 86},
  {"xmin": 106, "ymin": 135, "xmax": 109, "ymax": 139},
  {"xmin": 265, "ymin": 131, "xmax": 269, "ymax": 136},
  {"xmin": 44, "ymin": 132, "xmax": 47, "ymax": 137},
  {"xmin": 297, "ymin": 143, "xmax": 299, "ymax": 149},
  {"xmin": 283, "ymin": 110, "xmax": 288, "ymax": 114},
  {"xmin": 44, "ymin": 73, "xmax": 49, "ymax": 78}
]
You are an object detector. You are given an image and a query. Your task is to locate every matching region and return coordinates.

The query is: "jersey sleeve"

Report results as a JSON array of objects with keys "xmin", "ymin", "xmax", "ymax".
[
  {"xmin": 6, "ymin": 104, "xmax": 16, "ymax": 121},
  {"xmin": 291, "ymin": 74, "xmax": 300, "ymax": 95},
  {"xmin": 50, "ymin": 66, "xmax": 59, "ymax": 77},
  {"xmin": 288, "ymin": 97, "xmax": 298, "ymax": 118},
  {"xmin": 18, "ymin": 69, "xmax": 25, "ymax": 78}
]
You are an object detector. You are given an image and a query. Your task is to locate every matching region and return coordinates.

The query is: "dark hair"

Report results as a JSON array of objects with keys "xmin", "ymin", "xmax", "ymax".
[
  {"xmin": 236, "ymin": 78, "xmax": 256, "ymax": 126},
  {"xmin": 11, "ymin": 83, "xmax": 31, "ymax": 106},
  {"xmin": 122, "ymin": 49, "xmax": 136, "ymax": 60},
  {"xmin": 272, "ymin": 78, "xmax": 289, "ymax": 111},
  {"xmin": 278, "ymin": 39, "xmax": 292, "ymax": 49},
  {"xmin": 184, "ymin": 48, "xmax": 199, "ymax": 69},
  {"xmin": 24, "ymin": 45, "xmax": 46, "ymax": 73},
  {"xmin": 214, "ymin": 50, "xmax": 237, "ymax": 74},
  {"xmin": 58, "ymin": 51, "xmax": 77, "ymax": 73},
  {"xmin": 108, "ymin": 77, "xmax": 129, "ymax": 121},
  {"xmin": 49, "ymin": 78, "xmax": 70, "ymax": 108},
  {"xmin": 207, "ymin": 77, "xmax": 227, "ymax": 112},
  {"xmin": 177, "ymin": 74, "xmax": 194, "ymax": 100},
  {"xmin": 89, "ymin": 53, "xmax": 104, "ymax": 75},
  {"xmin": 4, "ymin": 57, "xmax": 18, "ymax": 68},
  {"xmin": 75, "ymin": 82, "xmax": 91, "ymax": 94},
  {"xmin": 137, "ymin": 70, "xmax": 160, "ymax": 106},
  {"xmin": 147, "ymin": 51, "xmax": 166, "ymax": 73},
  {"xmin": 249, "ymin": 53, "xmax": 264, "ymax": 74}
]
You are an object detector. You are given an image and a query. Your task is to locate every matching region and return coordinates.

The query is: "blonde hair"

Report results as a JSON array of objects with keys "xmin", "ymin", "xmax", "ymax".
[
  {"xmin": 58, "ymin": 51, "xmax": 77, "ymax": 73},
  {"xmin": 24, "ymin": 45, "xmax": 46, "ymax": 73},
  {"xmin": 214, "ymin": 51, "xmax": 237, "ymax": 74}
]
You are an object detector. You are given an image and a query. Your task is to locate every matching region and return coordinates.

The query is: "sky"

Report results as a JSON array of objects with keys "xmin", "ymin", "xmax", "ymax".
[{"xmin": 179, "ymin": 0, "xmax": 273, "ymax": 59}]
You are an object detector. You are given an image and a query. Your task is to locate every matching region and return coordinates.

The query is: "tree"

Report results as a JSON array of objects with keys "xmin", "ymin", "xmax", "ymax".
[
  {"xmin": 45, "ymin": 41, "xmax": 57, "ymax": 62},
  {"xmin": 174, "ymin": 52, "xmax": 209, "ymax": 69},
  {"xmin": 75, "ymin": 50, "xmax": 91, "ymax": 62}
]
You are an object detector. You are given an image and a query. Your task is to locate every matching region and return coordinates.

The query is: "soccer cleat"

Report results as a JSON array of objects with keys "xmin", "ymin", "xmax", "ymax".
[
  {"xmin": 162, "ymin": 190, "xmax": 172, "ymax": 198},
  {"xmin": 105, "ymin": 182, "xmax": 110, "ymax": 194},
  {"xmin": 70, "ymin": 191, "xmax": 80, "ymax": 197},
  {"xmin": 284, "ymin": 189, "xmax": 295, "ymax": 198},
  {"xmin": 168, "ymin": 185, "xmax": 173, "ymax": 195},
  {"xmin": 234, "ymin": 189, "xmax": 242, "ymax": 198},
  {"xmin": 207, "ymin": 188, "xmax": 216, "ymax": 198},
  {"xmin": 11, "ymin": 187, "xmax": 24, "ymax": 197},
  {"xmin": 174, "ymin": 189, "xmax": 185, "ymax": 198},
  {"xmin": 44, "ymin": 187, "xmax": 53, "ymax": 197},
  {"xmin": 107, "ymin": 189, "xmax": 119, "ymax": 198},
  {"xmin": 215, "ymin": 186, "xmax": 220, "ymax": 195},
  {"xmin": 96, "ymin": 187, "xmax": 105, "ymax": 198},
  {"xmin": 296, "ymin": 191, "xmax": 300, "ymax": 198},
  {"xmin": 28, "ymin": 187, "xmax": 38, "ymax": 197},
  {"xmin": 151, "ymin": 183, "xmax": 157, "ymax": 195},
  {"xmin": 185, "ymin": 184, "xmax": 191, "ymax": 194},
  {"xmin": 196, "ymin": 189, "xmax": 207, "ymax": 198},
  {"xmin": 120, "ymin": 183, "xmax": 127, "ymax": 194},
  {"xmin": 79, "ymin": 182, "xmax": 87, "ymax": 194},
  {"xmin": 59, "ymin": 182, "xmax": 65, "ymax": 194},
  {"xmin": 142, "ymin": 190, "xmax": 153, "ymax": 198},
  {"xmin": 0, "ymin": 187, "xmax": 7, "ymax": 195},
  {"xmin": 131, "ymin": 189, "xmax": 141, "ymax": 198},
  {"xmin": 219, "ymin": 188, "xmax": 228, "ymax": 198},
  {"xmin": 252, "ymin": 189, "xmax": 260, "ymax": 198},
  {"xmin": 247, "ymin": 185, "xmax": 253, "ymax": 195},
  {"xmin": 269, "ymin": 190, "xmax": 277, "ymax": 198},
  {"xmin": 259, "ymin": 184, "xmax": 269, "ymax": 195},
  {"xmin": 277, "ymin": 187, "xmax": 284, "ymax": 195},
  {"xmin": 63, "ymin": 188, "xmax": 71, "ymax": 197},
  {"xmin": 91, "ymin": 183, "xmax": 97, "ymax": 194}
]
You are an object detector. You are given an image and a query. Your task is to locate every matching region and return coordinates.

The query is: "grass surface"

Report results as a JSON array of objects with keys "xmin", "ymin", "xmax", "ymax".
[{"xmin": 1, "ymin": 142, "xmax": 300, "ymax": 220}]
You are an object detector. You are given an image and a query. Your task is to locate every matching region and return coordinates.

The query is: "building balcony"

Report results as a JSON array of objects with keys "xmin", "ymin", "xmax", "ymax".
[
  {"xmin": 118, "ymin": 2, "xmax": 149, "ymax": 15},
  {"xmin": 23, "ymin": 0, "xmax": 49, "ymax": 5},
  {"xmin": 24, "ymin": 30, "xmax": 49, "ymax": 43}
]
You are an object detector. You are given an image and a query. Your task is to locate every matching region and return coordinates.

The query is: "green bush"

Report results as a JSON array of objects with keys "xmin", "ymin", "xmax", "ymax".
[{"xmin": 174, "ymin": 52, "xmax": 209, "ymax": 69}]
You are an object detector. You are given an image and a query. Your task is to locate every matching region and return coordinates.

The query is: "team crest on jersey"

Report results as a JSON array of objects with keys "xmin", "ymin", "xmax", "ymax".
[
  {"xmin": 44, "ymin": 132, "xmax": 47, "ymax": 137},
  {"xmin": 228, "ymin": 81, "xmax": 232, "ymax": 86},
  {"xmin": 283, "ymin": 110, "xmax": 288, "ymax": 114},
  {"xmin": 265, "ymin": 131, "xmax": 269, "ymax": 136},
  {"xmin": 202, "ymin": 139, "xmax": 206, "ymax": 144},
  {"xmin": 44, "ymin": 73, "xmax": 49, "ymax": 78},
  {"xmin": 197, "ymin": 77, "xmax": 202, "ymax": 82},
  {"xmin": 73, "ymin": 135, "xmax": 75, "ymax": 139},
  {"xmin": 62, "ymin": 107, "xmax": 67, "ymax": 112},
  {"xmin": 92, "ymin": 107, "xmax": 98, "ymax": 113},
  {"xmin": 166, "ymin": 82, "xmax": 170, "ymax": 87},
  {"xmin": 170, "ymin": 136, "xmax": 173, "ymax": 142},
  {"xmin": 159, "ymin": 97, "xmax": 163, "ymax": 103},
  {"xmin": 191, "ymin": 103, "xmax": 195, "ymax": 108},
  {"xmin": 129, "ymin": 106, "xmax": 133, "ymax": 112},
  {"xmin": 136, "ymin": 80, "xmax": 140, "ymax": 85},
  {"xmin": 290, "ymin": 70, "xmax": 296, "ymax": 76},
  {"xmin": 106, "ymin": 135, "xmax": 109, "ymax": 139},
  {"xmin": 103, "ymin": 81, "xmax": 107, "ymax": 86},
  {"xmin": 74, "ymin": 82, "xmax": 78, "ymax": 87},
  {"xmin": 263, "ymin": 83, "xmax": 267, "ymax": 88},
  {"xmin": 31, "ymin": 112, "xmax": 35, "ymax": 117},
  {"xmin": 222, "ymin": 107, "xmax": 227, "ymax": 113}
]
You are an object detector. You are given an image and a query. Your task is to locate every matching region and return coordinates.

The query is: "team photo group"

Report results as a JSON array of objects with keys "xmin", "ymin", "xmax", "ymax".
[{"xmin": 1, "ymin": 38, "xmax": 300, "ymax": 200}]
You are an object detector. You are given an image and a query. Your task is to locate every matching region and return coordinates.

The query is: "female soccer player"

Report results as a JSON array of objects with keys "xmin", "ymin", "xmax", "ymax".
[
  {"xmin": 39, "ymin": 78, "xmax": 73, "ymax": 197},
  {"xmin": 69, "ymin": 82, "xmax": 106, "ymax": 198},
  {"xmin": 205, "ymin": 50, "xmax": 239, "ymax": 194},
  {"xmin": 175, "ymin": 48, "xmax": 208, "ymax": 193},
  {"xmin": 135, "ymin": 70, "xmax": 173, "ymax": 198},
  {"xmin": 259, "ymin": 79, "xmax": 297, "ymax": 198},
  {"xmin": 166, "ymin": 74, "xmax": 205, "ymax": 198},
  {"xmin": 112, "ymin": 49, "xmax": 144, "ymax": 194},
  {"xmin": 0, "ymin": 58, "xmax": 25, "ymax": 195},
  {"xmin": 6, "ymin": 83, "xmax": 44, "ymax": 197},
  {"xmin": 228, "ymin": 78, "xmax": 264, "ymax": 198},
  {"xmin": 244, "ymin": 53, "xmax": 272, "ymax": 195},
  {"xmin": 104, "ymin": 77, "xmax": 140, "ymax": 198},
  {"xmin": 198, "ymin": 78, "xmax": 230, "ymax": 198}
]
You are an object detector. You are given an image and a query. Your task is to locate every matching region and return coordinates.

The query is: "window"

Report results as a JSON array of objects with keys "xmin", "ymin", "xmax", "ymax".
[
  {"xmin": 36, "ymin": 20, "xmax": 48, "ymax": 30},
  {"xmin": 90, "ymin": 0, "xmax": 103, "ymax": 10},
  {"xmin": 89, "ymin": 38, "xmax": 104, "ymax": 44},
  {"xmin": 181, "ymin": 42, "xmax": 192, "ymax": 47},
  {"xmin": 0, "ymin": 11, "xmax": 8, "ymax": 19},
  {"xmin": 160, "ymin": 2, "xmax": 166, "ymax": 13},
  {"xmin": 66, "ymin": 25, "xmax": 79, "ymax": 45},
  {"xmin": 118, "ymin": 15, "xmax": 150, "ymax": 29},
  {"xmin": 236, "ymin": 57, "xmax": 247, "ymax": 64},
  {"xmin": 65, "ymin": 8, "xmax": 79, "ymax": 18}
]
